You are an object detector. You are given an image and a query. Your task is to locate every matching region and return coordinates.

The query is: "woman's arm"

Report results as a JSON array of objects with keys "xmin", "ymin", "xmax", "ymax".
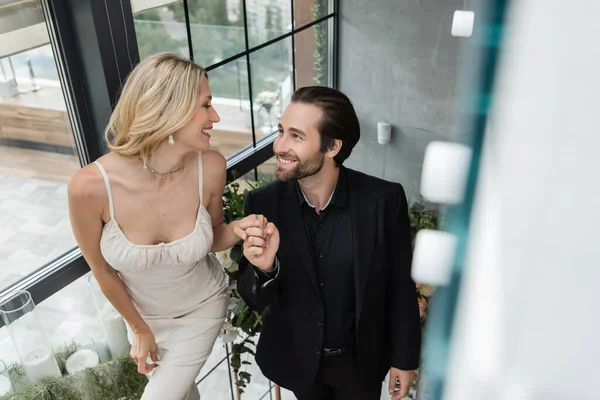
[
  {"xmin": 203, "ymin": 150, "xmax": 262, "ymax": 252},
  {"xmin": 68, "ymin": 165, "xmax": 158, "ymax": 374}
]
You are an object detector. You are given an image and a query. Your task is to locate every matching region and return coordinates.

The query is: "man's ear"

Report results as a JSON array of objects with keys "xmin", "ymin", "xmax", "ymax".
[{"xmin": 326, "ymin": 139, "xmax": 343, "ymax": 160}]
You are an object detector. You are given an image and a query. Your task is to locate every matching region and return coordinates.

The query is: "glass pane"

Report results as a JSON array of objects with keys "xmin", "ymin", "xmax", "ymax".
[
  {"xmin": 0, "ymin": 3, "xmax": 81, "ymax": 293},
  {"xmin": 186, "ymin": 0, "xmax": 246, "ymax": 67},
  {"xmin": 133, "ymin": 2, "xmax": 189, "ymax": 60},
  {"xmin": 294, "ymin": 19, "xmax": 331, "ymax": 88},
  {"xmin": 207, "ymin": 60, "xmax": 253, "ymax": 159},
  {"xmin": 256, "ymin": 156, "xmax": 277, "ymax": 183},
  {"xmin": 247, "ymin": 0, "xmax": 292, "ymax": 48},
  {"xmin": 250, "ymin": 37, "xmax": 293, "ymax": 137},
  {"xmin": 294, "ymin": 0, "xmax": 331, "ymax": 28},
  {"xmin": 232, "ymin": 155, "xmax": 277, "ymax": 185}
]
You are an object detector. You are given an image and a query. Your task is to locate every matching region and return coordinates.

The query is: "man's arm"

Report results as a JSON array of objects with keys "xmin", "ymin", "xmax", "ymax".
[
  {"xmin": 236, "ymin": 191, "xmax": 281, "ymax": 312},
  {"xmin": 388, "ymin": 184, "xmax": 422, "ymax": 370}
]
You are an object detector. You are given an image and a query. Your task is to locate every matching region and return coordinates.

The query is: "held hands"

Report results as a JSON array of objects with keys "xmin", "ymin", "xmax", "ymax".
[
  {"xmin": 389, "ymin": 368, "xmax": 416, "ymax": 399},
  {"xmin": 233, "ymin": 214, "xmax": 279, "ymax": 271},
  {"xmin": 130, "ymin": 328, "xmax": 159, "ymax": 374}
]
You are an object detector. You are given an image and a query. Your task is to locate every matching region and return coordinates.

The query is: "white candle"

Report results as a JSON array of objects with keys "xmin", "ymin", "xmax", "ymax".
[
  {"xmin": 90, "ymin": 339, "xmax": 111, "ymax": 363},
  {"xmin": 100, "ymin": 305, "xmax": 131, "ymax": 358},
  {"xmin": 65, "ymin": 349, "xmax": 99, "ymax": 375},
  {"xmin": 0, "ymin": 374, "xmax": 14, "ymax": 396},
  {"xmin": 21, "ymin": 348, "xmax": 61, "ymax": 382}
]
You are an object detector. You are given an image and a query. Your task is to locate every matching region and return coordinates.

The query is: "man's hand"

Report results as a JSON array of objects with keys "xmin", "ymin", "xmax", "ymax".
[
  {"xmin": 233, "ymin": 214, "xmax": 267, "ymax": 237},
  {"xmin": 233, "ymin": 214, "xmax": 280, "ymax": 271},
  {"xmin": 389, "ymin": 368, "xmax": 416, "ymax": 399}
]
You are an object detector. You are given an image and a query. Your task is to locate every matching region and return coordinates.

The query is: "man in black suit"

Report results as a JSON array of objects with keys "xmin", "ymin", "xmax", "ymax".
[{"xmin": 234, "ymin": 86, "xmax": 421, "ymax": 400}]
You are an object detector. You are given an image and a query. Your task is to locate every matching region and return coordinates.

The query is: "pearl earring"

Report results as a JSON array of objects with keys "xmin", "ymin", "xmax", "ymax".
[{"xmin": 168, "ymin": 135, "xmax": 174, "ymax": 146}]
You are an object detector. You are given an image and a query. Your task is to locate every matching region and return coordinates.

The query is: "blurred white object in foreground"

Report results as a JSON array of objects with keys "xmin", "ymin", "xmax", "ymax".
[{"xmin": 443, "ymin": 1, "xmax": 600, "ymax": 400}]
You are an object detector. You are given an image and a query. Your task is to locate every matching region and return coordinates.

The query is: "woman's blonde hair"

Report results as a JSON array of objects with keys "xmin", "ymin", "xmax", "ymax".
[{"xmin": 104, "ymin": 52, "xmax": 208, "ymax": 165}]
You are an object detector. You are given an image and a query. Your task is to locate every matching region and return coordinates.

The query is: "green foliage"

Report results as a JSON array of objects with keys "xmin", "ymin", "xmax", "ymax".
[
  {"xmin": 313, "ymin": 0, "xmax": 327, "ymax": 85},
  {"xmin": 1, "ymin": 353, "xmax": 146, "ymax": 400},
  {"xmin": 409, "ymin": 201, "xmax": 440, "ymax": 246},
  {"xmin": 230, "ymin": 340, "xmax": 256, "ymax": 394},
  {"xmin": 406, "ymin": 201, "xmax": 440, "ymax": 399},
  {"xmin": 222, "ymin": 182, "xmax": 248, "ymax": 224},
  {"xmin": 54, "ymin": 340, "xmax": 79, "ymax": 374},
  {"xmin": 222, "ymin": 179, "xmax": 267, "ymax": 336},
  {"xmin": 220, "ymin": 179, "xmax": 270, "ymax": 395}
]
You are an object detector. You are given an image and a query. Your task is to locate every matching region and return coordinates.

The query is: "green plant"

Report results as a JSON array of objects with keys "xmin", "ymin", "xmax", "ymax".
[
  {"xmin": 407, "ymin": 200, "xmax": 440, "ymax": 399},
  {"xmin": 409, "ymin": 201, "xmax": 440, "ymax": 248},
  {"xmin": 217, "ymin": 179, "xmax": 269, "ymax": 395},
  {"xmin": 54, "ymin": 340, "xmax": 79, "ymax": 374},
  {"xmin": 1, "ymin": 352, "xmax": 146, "ymax": 400},
  {"xmin": 313, "ymin": 0, "xmax": 327, "ymax": 85}
]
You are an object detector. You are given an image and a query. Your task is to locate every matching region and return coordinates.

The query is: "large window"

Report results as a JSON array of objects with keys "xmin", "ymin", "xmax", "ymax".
[
  {"xmin": 133, "ymin": 0, "xmax": 336, "ymax": 163},
  {"xmin": 0, "ymin": 0, "xmax": 337, "ymax": 318},
  {"xmin": 0, "ymin": 0, "xmax": 337, "ymax": 304},
  {"xmin": 0, "ymin": 0, "xmax": 336, "ymax": 396},
  {"xmin": 0, "ymin": 0, "xmax": 336, "ymax": 363},
  {"xmin": 0, "ymin": 2, "xmax": 81, "ymax": 294}
]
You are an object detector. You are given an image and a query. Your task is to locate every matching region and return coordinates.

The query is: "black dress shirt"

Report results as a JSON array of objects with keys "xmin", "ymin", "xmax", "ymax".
[{"xmin": 296, "ymin": 168, "xmax": 355, "ymax": 348}]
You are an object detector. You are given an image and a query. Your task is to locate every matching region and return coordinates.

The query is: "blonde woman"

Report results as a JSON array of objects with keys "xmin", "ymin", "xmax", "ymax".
[{"xmin": 67, "ymin": 53, "xmax": 263, "ymax": 399}]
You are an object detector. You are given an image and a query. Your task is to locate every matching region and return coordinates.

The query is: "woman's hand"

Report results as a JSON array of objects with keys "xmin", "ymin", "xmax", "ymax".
[
  {"xmin": 233, "ymin": 214, "xmax": 268, "ymax": 240},
  {"xmin": 130, "ymin": 328, "xmax": 159, "ymax": 374}
]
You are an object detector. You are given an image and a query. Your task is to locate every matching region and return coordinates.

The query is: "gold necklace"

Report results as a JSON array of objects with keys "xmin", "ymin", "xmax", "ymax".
[{"xmin": 142, "ymin": 159, "xmax": 185, "ymax": 182}]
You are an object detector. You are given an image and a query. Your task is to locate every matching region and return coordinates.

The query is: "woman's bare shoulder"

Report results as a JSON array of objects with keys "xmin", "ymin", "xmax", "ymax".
[
  {"xmin": 201, "ymin": 149, "xmax": 226, "ymax": 168},
  {"xmin": 200, "ymin": 150, "xmax": 226, "ymax": 201},
  {"xmin": 68, "ymin": 154, "xmax": 116, "ymax": 204},
  {"xmin": 200, "ymin": 150, "xmax": 226, "ymax": 180}
]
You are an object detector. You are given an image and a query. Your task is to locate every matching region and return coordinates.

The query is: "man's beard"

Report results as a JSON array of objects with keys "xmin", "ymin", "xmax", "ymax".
[{"xmin": 275, "ymin": 150, "xmax": 325, "ymax": 182}]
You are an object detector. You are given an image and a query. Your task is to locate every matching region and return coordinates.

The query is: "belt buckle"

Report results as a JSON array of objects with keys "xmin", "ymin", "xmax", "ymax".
[{"xmin": 324, "ymin": 347, "xmax": 343, "ymax": 356}]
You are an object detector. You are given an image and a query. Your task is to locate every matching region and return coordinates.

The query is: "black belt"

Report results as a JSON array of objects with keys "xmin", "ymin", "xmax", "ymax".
[{"xmin": 322, "ymin": 345, "xmax": 355, "ymax": 357}]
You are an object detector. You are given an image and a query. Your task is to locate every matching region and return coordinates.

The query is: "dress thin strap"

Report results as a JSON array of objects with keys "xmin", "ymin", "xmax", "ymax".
[
  {"xmin": 93, "ymin": 161, "xmax": 115, "ymax": 219},
  {"xmin": 197, "ymin": 152, "xmax": 203, "ymax": 205}
]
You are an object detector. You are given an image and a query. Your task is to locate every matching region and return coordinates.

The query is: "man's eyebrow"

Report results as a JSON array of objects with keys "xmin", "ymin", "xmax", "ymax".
[{"xmin": 289, "ymin": 127, "xmax": 306, "ymax": 136}]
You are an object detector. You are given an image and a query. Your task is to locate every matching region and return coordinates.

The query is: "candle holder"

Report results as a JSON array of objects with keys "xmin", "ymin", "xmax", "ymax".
[
  {"xmin": 87, "ymin": 274, "xmax": 131, "ymax": 359},
  {"xmin": 0, "ymin": 291, "xmax": 61, "ymax": 383},
  {"xmin": 76, "ymin": 336, "xmax": 111, "ymax": 363},
  {"xmin": 0, "ymin": 359, "xmax": 14, "ymax": 396}
]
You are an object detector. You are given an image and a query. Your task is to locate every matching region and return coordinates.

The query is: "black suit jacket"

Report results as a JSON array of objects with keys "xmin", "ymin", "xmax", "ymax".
[{"xmin": 237, "ymin": 167, "xmax": 421, "ymax": 392}]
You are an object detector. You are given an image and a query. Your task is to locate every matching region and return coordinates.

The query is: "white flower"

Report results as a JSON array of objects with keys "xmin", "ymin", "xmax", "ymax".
[
  {"xmin": 216, "ymin": 248, "xmax": 238, "ymax": 274},
  {"xmin": 220, "ymin": 322, "xmax": 239, "ymax": 343},
  {"xmin": 227, "ymin": 297, "xmax": 240, "ymax": 311}
]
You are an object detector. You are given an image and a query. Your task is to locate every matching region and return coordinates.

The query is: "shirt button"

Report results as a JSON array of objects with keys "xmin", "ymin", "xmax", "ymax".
[
  {"xmin": 317, "ymin": 253, "xmax": 324, "ymax": 259},
  {"xmin": 313, "ymin": 347, "xmax": 321, "ymax": 354},
  {"xmin": 317, "ymin": 319, "xmax": 324, "ymax": 327},
  {"xmin": 319, "ymin": 280, "xmax": 324, "ymax": 287}
]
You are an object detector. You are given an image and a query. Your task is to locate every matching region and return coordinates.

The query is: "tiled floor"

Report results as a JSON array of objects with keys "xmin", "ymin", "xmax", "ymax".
[{"xmin": 0, "ymin": 172, "xmax": 77, "ymax": 290}]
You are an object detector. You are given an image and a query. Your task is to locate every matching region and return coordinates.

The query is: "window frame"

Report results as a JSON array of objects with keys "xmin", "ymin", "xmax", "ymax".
[{"xmin": 0, "ymin": 0, "xmax": 338, "ymax": 325}]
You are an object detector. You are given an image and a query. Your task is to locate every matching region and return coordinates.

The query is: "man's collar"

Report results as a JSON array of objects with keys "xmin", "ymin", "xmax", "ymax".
[{"xmin": 295, "ymin": 167, "xmax": 349, "ymax": 210}]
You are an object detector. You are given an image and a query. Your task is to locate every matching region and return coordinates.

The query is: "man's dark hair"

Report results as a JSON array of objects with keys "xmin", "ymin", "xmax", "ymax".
[{"xmin": 291, "ymin": 86, "xmax": 360, "ymax": 166}]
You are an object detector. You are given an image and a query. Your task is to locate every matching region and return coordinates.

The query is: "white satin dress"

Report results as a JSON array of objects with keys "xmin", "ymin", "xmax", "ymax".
[{"xmin": 94, "ymin": 153, "xmax": 229, "ymax": 400}]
